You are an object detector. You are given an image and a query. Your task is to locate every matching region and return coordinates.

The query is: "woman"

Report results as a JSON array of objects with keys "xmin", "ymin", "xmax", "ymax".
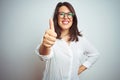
[{"xmin": 35, "ymin": 2, "xmax": 99, "ymax": 80}]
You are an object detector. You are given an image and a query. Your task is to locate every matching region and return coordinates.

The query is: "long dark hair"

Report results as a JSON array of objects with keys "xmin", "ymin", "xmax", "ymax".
[{"xmin": 53, "ymin": 2, "xmax": 82, "ymax": 42}]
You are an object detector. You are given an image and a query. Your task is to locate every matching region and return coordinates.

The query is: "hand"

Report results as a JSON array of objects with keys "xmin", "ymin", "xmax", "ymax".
[
  {"xmin": 42, "ymin": 19, "xmax": 57, "ymax": 48},
  {"xmin": 78, "ymin": 65, "xmax": 87, "ymax": 75}
]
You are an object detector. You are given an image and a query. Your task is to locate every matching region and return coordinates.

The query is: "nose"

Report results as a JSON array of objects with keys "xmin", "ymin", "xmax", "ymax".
[{"xmin": 64, "ymin": 13, "xmax": 68, "ymax": 18}]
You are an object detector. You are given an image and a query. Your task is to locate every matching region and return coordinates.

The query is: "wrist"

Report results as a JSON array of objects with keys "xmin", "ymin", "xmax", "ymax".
[
  {"xmin": 39, "ymin": 44, "xmax": 51, "ymax": 55},
  {"xmin": 78, "ymin": 65, "xmax": 87, "ymax": 75}
]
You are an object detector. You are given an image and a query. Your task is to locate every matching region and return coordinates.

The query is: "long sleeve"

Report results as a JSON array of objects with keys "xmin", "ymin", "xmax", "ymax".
[
  {"xmin": 35, "ymin": 44, "xmax": 54, "ymax": 61},
  {"xmin": 81, "ymin": 37, "xmax": 100, "ymax": 68}
]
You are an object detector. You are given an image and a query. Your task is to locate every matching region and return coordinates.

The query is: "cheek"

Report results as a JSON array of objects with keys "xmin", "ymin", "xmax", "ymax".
[
  {"xmin": 58, "ymin": 18, "xmax": 62, "ymax": 25},
  {"xmin": 69, "ymin": 19, "xmax": 73, "ymax": 26}
]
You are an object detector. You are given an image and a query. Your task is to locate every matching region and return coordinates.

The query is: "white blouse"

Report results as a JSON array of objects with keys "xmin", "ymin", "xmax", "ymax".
[{"xmin": 35, "ymin": 36, "xmax": 99, "ymax": 80}]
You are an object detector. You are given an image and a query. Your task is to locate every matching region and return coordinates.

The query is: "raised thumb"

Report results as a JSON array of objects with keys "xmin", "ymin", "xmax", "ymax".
[{"xmin": 49, "ymin": 18, "xmax": 55, "ymax": 31}]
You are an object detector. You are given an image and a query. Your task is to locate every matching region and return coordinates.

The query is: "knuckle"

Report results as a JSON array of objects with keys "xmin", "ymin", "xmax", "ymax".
[
  {"xmin": 53, "ymin": 32, "xmax": 57, "ymax": 37},
  {"xmin": 44, "ymin": 34, "xmax": 49, "ymax": 39}
]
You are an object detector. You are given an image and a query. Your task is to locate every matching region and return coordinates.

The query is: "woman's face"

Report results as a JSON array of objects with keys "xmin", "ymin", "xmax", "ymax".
[{"xmin": 58, "ymin": 6, "xmax": 73, "ymax": 31}]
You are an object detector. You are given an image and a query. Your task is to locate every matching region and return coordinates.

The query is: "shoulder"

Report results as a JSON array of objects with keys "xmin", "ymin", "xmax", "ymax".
[
  {"xmin": 78, "ymin": 36, "xmax": 87, "ymax": 42},
  {"xmin": 77, "ymin": 36, "xmax": 92, "ymax": 47}
]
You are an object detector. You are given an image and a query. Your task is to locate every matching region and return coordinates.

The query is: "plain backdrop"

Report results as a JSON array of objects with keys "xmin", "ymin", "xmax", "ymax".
[{"xmin": 0, "ymin": 0, "xmax": 120, "ymax": 80}]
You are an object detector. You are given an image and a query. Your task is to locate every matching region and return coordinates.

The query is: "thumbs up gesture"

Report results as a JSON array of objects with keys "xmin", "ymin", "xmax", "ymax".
[{"xmin": 42, "ymin": 19, "xmax": 57, "ymax": 48}]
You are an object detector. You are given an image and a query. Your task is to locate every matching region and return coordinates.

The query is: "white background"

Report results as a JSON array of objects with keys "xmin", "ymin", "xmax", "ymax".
[{"xmin": 0, "ymin": 0, "xmax": 120, "ymax": 80}]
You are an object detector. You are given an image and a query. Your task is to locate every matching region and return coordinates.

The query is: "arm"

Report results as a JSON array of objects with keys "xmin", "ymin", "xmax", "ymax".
[
  {"xmin": 78, "ymin": 37, "xmax": 100, "ymax": 75},
  {"xmin": 35, "ymin": 19, "xmax": 57, "ymax": 61},
  {"xmin": 39, "ymin": 19, "xmax": 57, "ymax": 55},
  {"xmin": 78, "ymin": 65, "xmax": 87, "ymax": 75},
  {"xmin": 39, "ymin": 44, "xmax": 51, "ymax": 55}
]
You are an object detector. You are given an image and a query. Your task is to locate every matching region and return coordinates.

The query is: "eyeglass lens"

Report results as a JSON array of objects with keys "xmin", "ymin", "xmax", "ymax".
[{"xmin": 58, "ymin": 12, "xmax": 74, "ymax": 18}]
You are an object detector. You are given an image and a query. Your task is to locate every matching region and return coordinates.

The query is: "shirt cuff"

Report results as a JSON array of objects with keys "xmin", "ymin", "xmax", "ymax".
[
  {"xmin": 35, "ymin": 45, "xmax": 54, "ymax": 61},
  {"xmin": 82, "ymin": 61, "xmax": 91, "ymax": 68}
]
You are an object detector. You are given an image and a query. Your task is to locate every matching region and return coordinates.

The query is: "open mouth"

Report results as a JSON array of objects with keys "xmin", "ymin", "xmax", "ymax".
[{"xmin": 62, "ymin": 20, "xmax": 69, "ymax": 25}]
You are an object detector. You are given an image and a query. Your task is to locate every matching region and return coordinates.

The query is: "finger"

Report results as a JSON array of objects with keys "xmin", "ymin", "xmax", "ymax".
[
  {"xmin": 45, "ymin": 29, "xmax": 57, "ymax": 38},
  {"xmin": 45, "ymin": 35, "xmax": 56, "ymax": 42},
  {"xmin": 47, "ymin": 31, "xmax": 57, "ymax": 38},
  {"xmin": 44, "ymin": 39, "xmax": 54, "ymax": 45},
  {"xmin": 49, "ymin": 18, "xmax": 55, "ymax": 31},
  {"xmin": 42, "ymin": 42, "xmax": 52, "ymax": 48},
  {"xmin": 44, "ymin": 33, "xmax": 56, "ymax": 42},
  {"xmin": 43, "ymin": 39, "xmax": 54, "ymax": 47}
]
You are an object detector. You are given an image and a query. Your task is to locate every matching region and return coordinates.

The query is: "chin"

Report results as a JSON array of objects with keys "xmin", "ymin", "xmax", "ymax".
[{"xmin": 61, "ymin": 26, "xmax": 71, "ymax": 30}]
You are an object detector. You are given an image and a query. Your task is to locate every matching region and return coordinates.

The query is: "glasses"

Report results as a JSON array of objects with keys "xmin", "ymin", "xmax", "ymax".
[{"xmin": 58, "ymin": 12, "xmax": 74, "ymax": 18}]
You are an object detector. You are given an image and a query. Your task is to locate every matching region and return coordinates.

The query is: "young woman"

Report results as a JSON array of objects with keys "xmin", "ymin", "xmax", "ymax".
[{"xmin": 35, "ymin": 2, "xmax": 99, "ymax": 80}]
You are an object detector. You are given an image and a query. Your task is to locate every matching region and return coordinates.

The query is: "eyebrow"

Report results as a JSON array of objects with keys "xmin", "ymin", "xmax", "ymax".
[{"xmin": 58, "ymin": 12, "xmax": 72, "ymax": 13}]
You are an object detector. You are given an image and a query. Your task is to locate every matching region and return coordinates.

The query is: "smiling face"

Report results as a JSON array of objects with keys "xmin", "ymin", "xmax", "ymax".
[{"xmin": 58, "ymin": 6, "xmax": 73, "ymax": 31}]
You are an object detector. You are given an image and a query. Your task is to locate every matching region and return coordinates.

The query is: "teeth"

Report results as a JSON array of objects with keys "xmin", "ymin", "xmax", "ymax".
[{"xmin": 62, "ymin": 21, "xmax": 69, "ymax": 24}]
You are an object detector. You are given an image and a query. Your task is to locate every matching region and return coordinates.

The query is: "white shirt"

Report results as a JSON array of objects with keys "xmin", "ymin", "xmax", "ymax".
[{"xmin": 35, "ymin": 36, "xmax": 99, "ymax": 80}]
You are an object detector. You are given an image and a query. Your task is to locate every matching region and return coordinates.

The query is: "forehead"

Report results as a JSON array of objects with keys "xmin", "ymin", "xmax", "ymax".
[{"xmin": 58, "ymin": 6, "xmax": 71, "ymax": 12}]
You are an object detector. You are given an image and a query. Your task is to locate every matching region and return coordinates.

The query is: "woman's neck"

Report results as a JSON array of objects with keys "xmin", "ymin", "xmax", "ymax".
[
  {"xmin": 61, "ymin": 30, "xmax": 69, "ymax": 37},
  {"xmin": 61, "ymin": 30, "xmax": 70, "ymax": 42}
]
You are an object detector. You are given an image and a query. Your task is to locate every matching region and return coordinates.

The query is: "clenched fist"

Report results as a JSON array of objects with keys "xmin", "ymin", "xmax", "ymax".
[{"xmin": 42, "ymin": 19, "xmax": 57, "ymax": 48}]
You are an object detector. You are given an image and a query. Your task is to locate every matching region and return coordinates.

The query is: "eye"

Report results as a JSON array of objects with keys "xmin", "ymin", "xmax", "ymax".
[
  {"xmin": 59, "ymin": 12, "xmax": 65, "ymax": 16},
  {"xmin": 68, "ymin": 12, "xmax": 74, "ymax": 16}
]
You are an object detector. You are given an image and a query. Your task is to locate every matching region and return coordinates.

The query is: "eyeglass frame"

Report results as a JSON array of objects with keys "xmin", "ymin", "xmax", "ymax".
[{"xmin": 58, "ymin": 12, "xmax": 74, "ymax": 18}]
